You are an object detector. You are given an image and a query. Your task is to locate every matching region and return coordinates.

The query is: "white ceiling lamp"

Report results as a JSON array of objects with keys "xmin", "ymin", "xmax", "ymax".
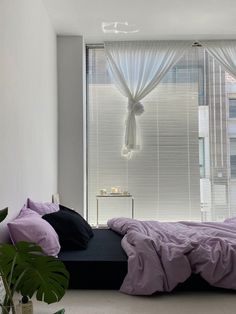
[{"xmin": 102, "ymin": 22, "xmax": 139, "ymax": 34}]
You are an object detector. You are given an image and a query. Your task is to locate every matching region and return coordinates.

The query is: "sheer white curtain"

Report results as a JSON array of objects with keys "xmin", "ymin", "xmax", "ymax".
[
  {"xmin": 104, "ymin": 40, "xmax": 192, "ymax": 158},
  {"xmin": 201, "ymin": 40, "xmax": 236, "ymax": 79}
]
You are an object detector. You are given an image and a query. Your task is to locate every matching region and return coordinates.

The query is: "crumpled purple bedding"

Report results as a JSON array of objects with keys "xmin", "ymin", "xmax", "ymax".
[{"xmin": 108, "ymin": 217, "xmax": 236, "ymax": 295}]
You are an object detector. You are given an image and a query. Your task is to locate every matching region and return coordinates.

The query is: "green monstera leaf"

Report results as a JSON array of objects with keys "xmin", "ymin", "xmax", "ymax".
[
  {"xmin": 0, "ymin": 208, "xmax": 8, "ymax": 223},
  {"xmin": 0, "ymin": 242, "xmax": 69, "ymax": 304}
]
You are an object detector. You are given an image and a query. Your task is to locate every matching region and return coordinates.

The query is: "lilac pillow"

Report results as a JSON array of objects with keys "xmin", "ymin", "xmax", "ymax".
[
  {"xmin": 27, "ymin": 198, "xmax": 59, "ymax": 216},
  {"xmin": 7, "ymin": 205, "xmax": 60, "ymax": 256}
]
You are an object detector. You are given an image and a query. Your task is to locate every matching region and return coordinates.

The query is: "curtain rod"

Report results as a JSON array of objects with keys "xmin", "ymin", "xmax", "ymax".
[{"xmin": 86, "ymin": 42, "xmax": 202, "ymax": 48}]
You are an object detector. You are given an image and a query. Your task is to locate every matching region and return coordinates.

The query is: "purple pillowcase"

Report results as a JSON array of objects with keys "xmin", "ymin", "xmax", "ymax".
[
  {"xmin": 7, "ymin": 205, "xmax": 61, "ymax": 256},
  {"xmin": 27, "ymin": 198, "xmax": 59, "ymax": 216}
]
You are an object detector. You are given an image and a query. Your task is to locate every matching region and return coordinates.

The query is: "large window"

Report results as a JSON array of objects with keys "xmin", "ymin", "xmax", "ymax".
[{"xmin": 87, "ymin": 46, "xmax": 236, "ymax": 225}]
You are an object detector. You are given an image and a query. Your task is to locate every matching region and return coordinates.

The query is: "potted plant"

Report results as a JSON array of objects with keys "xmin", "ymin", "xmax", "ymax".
[{"xmin": 0, "ymin": 208, "xmax": 69, "ymax": 313}]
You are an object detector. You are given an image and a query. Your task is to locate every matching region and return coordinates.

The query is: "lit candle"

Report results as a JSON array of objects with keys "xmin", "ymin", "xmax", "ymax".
[{"xmin": 111, "ymin": 187, "xmax": 119, "ymax": 193}]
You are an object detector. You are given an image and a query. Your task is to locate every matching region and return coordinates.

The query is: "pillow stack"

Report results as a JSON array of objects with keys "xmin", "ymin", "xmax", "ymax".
[{"xmin": 7, "ymin": 198, "xmax": 93, "ymax": 256}]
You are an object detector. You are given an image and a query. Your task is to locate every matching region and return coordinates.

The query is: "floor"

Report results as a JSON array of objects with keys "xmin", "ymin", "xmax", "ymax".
[{"xmin": 31, "ymin": 290, "xmax": 236, "ymax": 314}]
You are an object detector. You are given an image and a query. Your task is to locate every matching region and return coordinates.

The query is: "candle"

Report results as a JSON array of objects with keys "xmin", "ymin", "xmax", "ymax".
[
  {"xmin": 100, "ymin": 189, "xmax": 107, "ymax": 196},
  {"xmin": 111, "ymin": 187, "xmax": 118, "ymax": 194}
]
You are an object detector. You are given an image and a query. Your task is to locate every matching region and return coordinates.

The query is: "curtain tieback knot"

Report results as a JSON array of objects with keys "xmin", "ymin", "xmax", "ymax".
[{"xmin": 128, "ymin": 99, "xmax": 144, "ymax": 116}]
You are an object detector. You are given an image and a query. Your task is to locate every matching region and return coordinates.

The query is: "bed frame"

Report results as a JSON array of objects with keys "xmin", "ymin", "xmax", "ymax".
[
  {"xmin": 59, "ymin": 228, "xmax": 230, "ymax": 292},
  {"xmin": 58, "ymin": 228, "xmax": 127, "ymax": 289}
]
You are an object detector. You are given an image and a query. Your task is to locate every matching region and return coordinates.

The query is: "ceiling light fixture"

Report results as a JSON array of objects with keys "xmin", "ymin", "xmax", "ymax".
[{"xmin": 102, "ymin": 22, "xmax": 139, "ymax": 34}]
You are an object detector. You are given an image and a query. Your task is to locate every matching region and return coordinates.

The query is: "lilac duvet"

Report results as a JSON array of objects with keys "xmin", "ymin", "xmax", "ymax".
[{"xmin": 107, "ymin": 217, "xmax": 236, "ymax": 295}]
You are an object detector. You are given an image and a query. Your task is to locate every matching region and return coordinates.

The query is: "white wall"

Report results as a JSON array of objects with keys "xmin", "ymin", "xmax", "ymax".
[
  {"xmin": 57, "ymin": 36, "xmax": 85, "ymax": 215},
  {"xmin": 0, "ymin": 0, "xmax": 58, "ymax": 240}
]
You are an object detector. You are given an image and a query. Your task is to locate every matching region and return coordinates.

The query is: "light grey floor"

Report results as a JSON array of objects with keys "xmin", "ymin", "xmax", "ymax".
[{"xmin": 30, "ymin": 290, "xmax": 236, "ymax": 314}]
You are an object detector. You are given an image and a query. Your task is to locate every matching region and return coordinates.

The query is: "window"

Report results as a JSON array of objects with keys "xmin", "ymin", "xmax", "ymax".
[
  {"xmin": 87, "ymin": 46, "xmax": 236, "ymax": 224},
  {"xmin": 229, "ymin": 99, "xmax": 236, "ymax": 118}
]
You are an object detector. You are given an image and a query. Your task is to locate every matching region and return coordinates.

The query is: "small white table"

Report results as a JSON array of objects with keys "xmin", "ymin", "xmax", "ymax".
[{"xmin": 96, "ymin": 194, "xmax": 134, "ymax": 227}]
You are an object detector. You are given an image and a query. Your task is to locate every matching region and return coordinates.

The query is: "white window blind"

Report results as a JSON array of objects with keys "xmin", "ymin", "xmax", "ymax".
[
  {"xmin": 87, "ymin": 45, "xmax": 236, "ymax": 225},
  {"xmin": 87, "ymin": 47, "xmax": 201, "ymax": 225}
]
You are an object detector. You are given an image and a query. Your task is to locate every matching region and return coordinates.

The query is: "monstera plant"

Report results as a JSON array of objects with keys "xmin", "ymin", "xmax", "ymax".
[{"xmin": 0, "ymin": 208, "xmax": 69, "ymax": 314}]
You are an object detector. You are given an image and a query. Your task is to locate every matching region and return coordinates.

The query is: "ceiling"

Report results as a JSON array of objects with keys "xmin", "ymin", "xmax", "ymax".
[{"xmin": 43, "ymin": 0, "xmax": 236, "ymax": 43}]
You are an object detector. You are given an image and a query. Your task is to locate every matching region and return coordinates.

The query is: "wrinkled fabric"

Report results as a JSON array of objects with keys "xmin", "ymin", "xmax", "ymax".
[
  {"xmin": 108, "ymin": 217, "xmax": 236, "ymax": 295},
  {"xmin": 200, "ymin": 40, "xmax": 236, "ymax": 79}
]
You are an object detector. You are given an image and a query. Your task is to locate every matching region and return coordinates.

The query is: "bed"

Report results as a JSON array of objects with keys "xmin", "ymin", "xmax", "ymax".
[{"xmin": 58, "ymin": 226, "xmax": 233, "ymax": 293}]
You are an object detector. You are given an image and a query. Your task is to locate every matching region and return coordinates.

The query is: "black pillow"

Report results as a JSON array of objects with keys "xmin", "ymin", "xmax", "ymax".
[{"xmin": 42, "ymin": 205, "xmax": 93, "ymax": 251}]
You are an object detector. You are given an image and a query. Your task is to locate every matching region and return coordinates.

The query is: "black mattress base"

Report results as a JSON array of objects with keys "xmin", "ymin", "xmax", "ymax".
[
  {"xmin": 63, "ymin": 260, "xmax": 127, "ymax": 289},
  {"xmin": 58, "ymin": 228, "xmax": 127, "ymax": 289},
  {"xmin": 59, "ymin": 228, "xmax": 233, "ymax": 292},
  {"xmin": 175, "ymin": 274, "xmax": 233, "ymax": 292}
]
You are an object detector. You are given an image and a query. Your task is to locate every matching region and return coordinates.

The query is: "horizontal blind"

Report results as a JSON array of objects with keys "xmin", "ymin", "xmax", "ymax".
[{"xmin": 87, "ymin": 47, "xmax": 201, "ymax": 225}]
